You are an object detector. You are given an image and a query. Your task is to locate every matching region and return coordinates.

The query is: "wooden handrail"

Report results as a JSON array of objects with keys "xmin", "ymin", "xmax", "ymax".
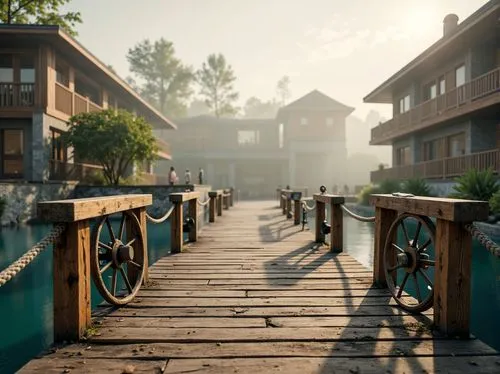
[
  {"xmin": 370, "ymin": 194, "xmax": 489, "ymax": 338},
  {"xmin": 169, "ymin": 191, "xmax": 200, "ymax": 253},
  {"xmin": 312, "ymin": 194, "xmax": 345, "ymax": 252}
]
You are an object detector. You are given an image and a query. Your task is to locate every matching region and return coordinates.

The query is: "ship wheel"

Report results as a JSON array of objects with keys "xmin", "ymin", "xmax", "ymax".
[
  {"xmin": 383, "ymin": 213, "xmax": 436, "ymax": 313},
  {"xmin": 91, "ymin": 211, "xmax": 146, "ymax": 305}
]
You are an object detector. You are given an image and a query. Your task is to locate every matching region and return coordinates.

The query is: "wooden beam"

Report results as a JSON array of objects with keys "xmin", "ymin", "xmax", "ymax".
[
  {"xmin": 170, "ymin": 191, "xmax": 200, "ymax": 203},
  {"xmin": 313, "ymin": 194, "xmax": 345, "ymax": 205},
  {"xmin": 370, "ymin": 194, "xmax": 489, "ymax": 222},
  {"xmin": 373, "ymin": 207, "xmax": 398, "ymax": 287},
  {"xmin": 217, "ymin": 195, "xmax": 223, "ymax": 216},
  {"xmin": 209, "ymin": 195, "xmax": 216, "ymax": 223},
  {"xmin": 38, "ymin": 194, "xmax": 153, "ymax": 222},
  {"xmin": 294, "ymin": 201, "xmax": 301, "ymax": 225},
  {"xmin": 188, "ymin": 199, "xmax": 198, "ymax": 242},
  {"xmin": 170, "ymin": 202, "xmax": 183, "ymax": 253},
  {"xmin": 315, "ymin": 201, "xmax": 325, "ymax": 243}
]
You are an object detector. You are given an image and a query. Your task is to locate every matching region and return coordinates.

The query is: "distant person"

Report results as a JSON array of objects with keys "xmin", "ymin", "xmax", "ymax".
[
  {"xmin": 344, "ymin": 184, "xmax": 349, "ymax": 195},
  {"xmin": 198, "ymin": 168, "xmax": 204, "ymax": 184},
  {"xmin": 185, "ymin": 169, "xmax": 191, "ymax": 184},
  {"xmin": 168, "ymin": 166, "xmax": 178, "ymax": 186}
]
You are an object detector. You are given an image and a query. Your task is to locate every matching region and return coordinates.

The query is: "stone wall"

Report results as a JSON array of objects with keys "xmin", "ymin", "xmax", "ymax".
[{"xmin": 0, "ymin": 182, "xmax": 77, "ymax": 226}]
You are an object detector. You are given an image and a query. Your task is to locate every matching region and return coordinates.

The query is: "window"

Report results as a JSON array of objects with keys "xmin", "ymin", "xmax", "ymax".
[
  {"xmin": 455, "ymin": 65, "xmax": 466, "ymax": 87},
  {"xmin": 423, "ymin": 139, "xmax": 442, "ymax": 161},
  {"xmin": 0, "ymin": 54, "xmax": 13, "ymax": 82},
  {"xmin": 300, "ymin": 117, "xmax": 308, "ymax": 126},
  {"xmin": 55, "ymin": 60, "xmax": 69, "ymax": 87},
  {"xmin": 439, "ymin": 76, "xmax": 446, "ymax": 95},
  {"xmin": 237, "ymin": 130, "xmax": 260, "ymax": 146},
  {"xmin": 51, "ymin": 129, "xmax": 67, "ymax": 162},
  {"xmin": 395, "ymin": 146, "xmax": 411, "ymax": 166},
  {"xmin": 20, "ymin": 55, "xmax": 35, "ymax": 83},
  {"xmin": 429, "ymin": 84, "xmax": 437, "ymax": 99},
  {"xmin": 447, "ymin": 132, "xmax": 465, "ymax": 157},
  {"xmin": 399, "ymin": 95, "xmax": 410, "ymax": 113},
  {"xmin": 1, "ymin": 129, "xmax": 24, "ymax": 178},
  {"xmin": 278, "ymin": 123, "xmax": 284, "ymax": 149},
  {"xmin": 75, "ymin": 74, "xmax": 101, "ymax": 105},
  {"xmin": 326, "ymin": 117, "xmax": 334, "ymax": 127}
]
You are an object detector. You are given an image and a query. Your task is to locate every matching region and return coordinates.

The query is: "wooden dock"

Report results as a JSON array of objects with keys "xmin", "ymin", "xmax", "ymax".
[{"xmin": 21, "ymin": 201, "xmax": 500, "ymax": 373}]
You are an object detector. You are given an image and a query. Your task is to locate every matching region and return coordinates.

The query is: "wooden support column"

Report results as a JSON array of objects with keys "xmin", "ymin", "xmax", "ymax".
[
  {"xmin": 313, "ymin": 194, "xmax": 345, "ymax": 250},
  {"xmin": 282, "ymin": 195, "xmax": 286, "ymax": 215},
  {"xmin": 330, "ymin": 201, "xmax": 343, "ymax": 253},
  {"xmin": 294, "ymin": 200, "xmax": 301, "ymax": 225},
  {"xmin": 53, "ymin": 220, "xmax": 91, "ymax": 342},
  {"xmin": 208, "ymin": 192, "xmax": 217, "ymax": 223},
  {"xmin": 229, "ymin": 187, "xmax": 234, "ymax": 207},
  {"xmin": 188, "ymin": 199, "xmax": 198, "ymax": 242},
  {"xmin": 170, "ymin": 202, "xmax": 183, "ymax": 253},
  {"xmin": 217, "ymin": 195, "xmax": 222, "ymax": 216},
  {"xmin": 223, "ymin": 192, "xmax": 230, "ymax": 210},
  {"xmin": 286, "ymin": 198, "xmax": 292, "ymax": 219},
  {"xmin": 128, "ymin": 207, "xmax": 148, "ymax": 283},
  {"xmin": 372, "ymin": 207, "xmax": 398, "ymax": 287},
  {"xmin": 315, "ymin": 201, "xmax": 325, "ymax": 243},
  {"xmin": 434, "ymin": 219, "xmax": 472, "ymax": 338}
]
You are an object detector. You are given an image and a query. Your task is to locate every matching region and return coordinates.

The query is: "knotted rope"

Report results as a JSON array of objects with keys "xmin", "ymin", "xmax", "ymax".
[
  {"xmin": 464, "ymin": 223, "xmax": 500, "ymax": 257},
  {"xmin": 197, "ymin": 198, "xmax": 210, "ymax": 207},
  {"xmin": 145, "ymin": 206, "xmax": 175, "ymax": 224},
  {"xmin": 301, "ymin": 200, "xmax": 316, "ymax": 211},
  {"xmin": 0, "ymin": 224, "xmax": 66, "ymax": 287},
  {"xmin": 340, "ymin": 204, "xmax": 376, "ymax": 223}
]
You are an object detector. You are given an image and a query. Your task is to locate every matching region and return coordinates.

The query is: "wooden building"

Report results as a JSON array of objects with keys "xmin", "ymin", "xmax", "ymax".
[
  {"xmin": 0, "ymin": 25, "xmax": 175, "ymax": 182},
  {"xmin": 162, "ymin": 90, "xmax": 353, "ymax": 198},
  {"xmin": 365, "ymin": 0, "xmax": 500, "ymax": 184}
]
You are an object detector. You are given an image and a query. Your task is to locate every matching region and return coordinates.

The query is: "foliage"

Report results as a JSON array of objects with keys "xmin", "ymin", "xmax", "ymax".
[
  {"xmin": 197, "ymin": 53, "xmax": 239, "ymax": 118},
  {"xmin": 449, "ymin": 168, "xmax": 499, "ymax": 202},
  {"xmin": 358, "ymin": 179, "xmax": 401, "ymax": 205},
  {"xmin": 358, "ymin": 184, "xmax": 380, "ymax": 206},
  {"xmin": 489, "ymin": 191, "xmax": 500, "ymax": 215},
  {"xmin": 81, "ymin": 170, "xmax": 107, "ymax": 186},
  {"xmin": 127, "ymin": 38, "xmax": 194, "ymax": 117},
  {"xmin": 276, "ymin": 76, "xmax": 291, "ymax": 106},
  {"xmin": 243, "ymin": 97, "xmax": 280, "ymax": 118},
  {"xmin": 402, "ymin": 178, "xmax": 433, "ymax": 196},
  {"xmin": 378, "ymin": 179, "xmax": 401, "ymax": 194},
  {"xmin": 187, "ymin": 99, "xmax": 211, "ymax": 117},
  {"xmin": 0, "ymin": 196, "xmax": 6, "ymax": 220},
  {"xmin": 63, "ymin": 109, "xmax": 158, "ymax": 186},
  {"xmin": 0, "ymin": 0, "xmax": 82, "ymax": 36}
]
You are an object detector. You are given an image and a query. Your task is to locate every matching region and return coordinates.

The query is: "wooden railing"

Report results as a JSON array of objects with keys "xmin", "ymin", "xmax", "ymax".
[
  {"xmin": 371, "ymin": 67, "xmax": 500, "ymax": 144},
  {"xmin": 49, "ymin": 160, "xmax": 104, "ymax": 181},
  {"xmin": 55, "ymin": 82, "xmax": 103, "ymax": 117},
  {"xmin": 0, "ymin": 82, "xmax": 35, "ymax": 107},
  {"xmin": 371, "ymin": 148, "xmax": 500, "ymax": 183},
  {"xmin": 37, "ymin": 188, "xmax": 235, "ymax": 342}
]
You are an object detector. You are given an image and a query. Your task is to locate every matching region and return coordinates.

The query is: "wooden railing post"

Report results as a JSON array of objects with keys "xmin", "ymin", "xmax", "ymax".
[
  {"xmin": 370, "ymin": 194, "xmax": 489, "ymax": 338},
  {"xmin": 315, "ymin": 200, "xmax": 325, "ymax": 243},
  {"xmin": 217, "ymin": 194, "xmax": 223, "ymax": 216},
  {"xmin": 188, "ymin": 198, "xmax": 198, "ymax": 242},
  {"xmin": 128, "ymin": 207, "xmax": 149, "ymax": 283},
  {"xmin": 291, "ymin": 192, "xmax": 302, "ymax": 225},
  {"xmin": 281, "ymin": 189, "xmax": 292, "ymax": 215},
  {"xmin": 37, "ymin": 194, "xmax": 152, "ymax": 343},
  {"xmin": 313, "ymin": 194, "xmax": 345, "ymax": 252},
  {"xmin": 208, "ymin": 191, "xmax": 218, "ymax": 223},
  {"xmin": 223, "ymin": 190, "xmax": 230, "ymax": 210},
  {"xmin": 229, "ymin": 187, "xmax": 234, "ymax": 207},
  {"xmin": 286, "ymin": 196, "xmax": 292, "ymax": 219},
  {"xmin": 170, "ymin": 201, "xmax": 183, "ymax": 254},
  {"xmin": 169, "ymin": 191, "xmax": 201, "ymax": 253}
]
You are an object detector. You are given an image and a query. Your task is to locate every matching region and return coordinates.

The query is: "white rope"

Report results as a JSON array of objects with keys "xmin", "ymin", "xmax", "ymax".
[
  {"xmin": 0, "ymin": 224, "xmax": 66, "ymax": 287},
  {"xmin": 146, "ymin": 206, "xmax": 175, "ymax": 224},
  {"xmin": 301, "ymin": 200, "xmax": 316, "ymax": 211},
  {"xmin": 464, "ymin": 223, "xmax": 500, "ymax": 257},
  {"xmin": 197, "ymin": 198, "xmax": 210, "ymax": 207},
  {"xmin": 340, "ymin": 204, "xmax": 376, "ymax": 223}
]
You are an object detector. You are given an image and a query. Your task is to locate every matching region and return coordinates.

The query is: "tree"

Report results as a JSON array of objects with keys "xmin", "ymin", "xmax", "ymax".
[
  {"xmin": 187, "ymin": 99, "xmax": 211, "ymax": 117},
  {"xmin": 127, "ymin": 38, "xmax": 194, "ymax": 118},
  {"xmin": 276, "ymin": 75, "xmax": 291, "ymax": 106},
  {"xmin": 243, "ymin": 97, "xmax": 280, "ymax": 118},
  {"xmin": 197, "ymin": 53, "xmax": 239, "ymax": 118},
  {"xmin": 1, "ymin": 0, "xmax": 82, "ymax": 36},
  {"xmin": 63, "ymin": 109, "xmax": 158, "ymax": 186}
]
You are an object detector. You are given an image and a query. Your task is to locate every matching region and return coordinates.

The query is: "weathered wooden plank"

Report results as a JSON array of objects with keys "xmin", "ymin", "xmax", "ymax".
[
  {"xmin": 245, "ymin": 289, "xmax": 392, "ymax": 298},
  {"xmin": 169, "ymin": 191, "xmax": 200, "ymax": 203},
  {"xmin": 146, "ymin": 282, "xmax": 375, "ymax": 290},
  {"xmin": 370, "ymin": 194, "xmax": 489, "ymax": 222},
  {"xmin": 38, "ymin": 194, "xmax": 152, "ymax": 222},
  {"xmin": 19, "ymin": 358, "xmax": 167, "ymax": 373},
  {"xmin": 206, "ymin": 278, "xmax": 373, "ymax": 285},
  {"xmin": 138, "ymin": 290, "xmax": 246, "ymax": 297},
  {"xmin": 149, "ymin": 267, "xmax": 371, "ymax": 274},
  {"xmin": 313, "ymin": 194, "xmax": 345, "ymax": 205},
  {"xmin": 151, "ymin": 272, "xmax": 373, "ymax": 279},
  {"xmin": 98, "ymin": 317, "xmax": 267, "ymax": 328}
]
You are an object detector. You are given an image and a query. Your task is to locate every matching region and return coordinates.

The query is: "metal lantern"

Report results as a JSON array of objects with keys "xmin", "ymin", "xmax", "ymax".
[
  {"xmin": 302, "ymin": 206, "xmax": 308, "ymax": 231},
  {"xmin": 320, "ymin": 185, "xmax": 327, "ymax": 194},
  {"xmin": 321, "ymin": 220, "xmax": 331, "ymax": 235},
  {"xmin": 291, "ymin": 192, "xmax": 302, "ymax": 201},
  {"xmin": 183, "ymin": 217, "xmax": 196, "ymax": 233}
]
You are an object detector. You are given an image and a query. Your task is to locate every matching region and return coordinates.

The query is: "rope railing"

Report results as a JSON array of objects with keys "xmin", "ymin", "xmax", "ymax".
[
  {"xmin": 301, "ymin": 199, "xmax": 316, "ymax": 211},
  {"xmin": 0, "ymin": 223, "xmax": 66, "ymax": 288},
  {"xmin": 222, "ymin": 193, "xmax": 231, "ymax": 198},
  {"xmin": 340, "ymin": 204, "xmax": 376, "ymax": 223},
  {"xmin": 197, "ymin": 198, "xmax": 210, "ymax": 207},
  {"xmin": 464, "ymin": 223, "xmax": 500, "ymax": 257},
  {"xmin": 145, "ymin": 206, "xmax": 175, "ymax": 224}
]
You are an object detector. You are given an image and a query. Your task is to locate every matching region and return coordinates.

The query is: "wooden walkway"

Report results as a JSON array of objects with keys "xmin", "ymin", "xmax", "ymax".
[{"xmin": 21, "ymin": 201, "xmax": 499, "ymax": 373}]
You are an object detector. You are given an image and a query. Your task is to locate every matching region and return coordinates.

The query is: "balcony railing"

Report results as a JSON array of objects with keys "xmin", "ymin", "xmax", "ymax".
[
  {"xmin": 55, "ymin": 82, "xmax": 103, "ymax": 117},
  {"xmin": 0, "ymin": 83, "xmax": 35, "ymax": 108},
  {"xmin": 49, "ymin": 160, "xmax": 103, "ymax": 181},
  {"xmin": 371, "ymin": 148, "xmax": 500, "ymax": 183},
  {"xmin": 371, "ymin": 67, "xmax": 500, "ymax": 144},
  {"xmin": 155, "ymin": 138, "xmax": 172, "ymax": 159}
]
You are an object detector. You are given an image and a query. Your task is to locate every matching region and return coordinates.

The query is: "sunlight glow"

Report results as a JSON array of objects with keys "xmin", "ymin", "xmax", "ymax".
[{"xmin": 402, "ymin": 4, "xmax": 440, "ymax": 36}]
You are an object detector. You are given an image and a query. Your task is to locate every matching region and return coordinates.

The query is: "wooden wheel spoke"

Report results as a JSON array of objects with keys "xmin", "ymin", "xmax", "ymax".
[
  {"xmin": 111, "ymin": 268, "xmax": 117, "ymax": 296},
  {"xmin": 118, "ymin": 214, "xmax": 126, "ymax": 242},
  {"xmin": 105, "ymin": 217, "xmax": 116, "ymax": 242},
  {"xmin": 419, "ymin": 238, "xmax": 432, "ymax": 252},
  {"xmin": 412, "ymin": 221, "xmax": 422, "ymax": 247},
  {"xmin": 120, "ymin": 267, "xmax": 134, "ymax": 293},
  {"xmin": 397, "ymin": 273, "xmax": 410, "ymax": 298},
  {"xmin": 400, "ymin": 220, "xmax": 411, "ymax": 245},
  {"xmin": 420, "ymin": 259, "xmax": 435, "ymax": 267},
  {"xmin": 126, "ymin": 237, "xmax": 137, "ymax": 247},
  {"xmin": 392, "ymin": 243, "xmax": 405, "ymax": 253},
  {"xmin": 100, "ymin": 261, "xmax": 113, "ymax": 274},
  {"xmin": 388, "ymin": 263, "xmax": 404, "ymax": 272},
  {"xmin": 413, "ymin": 273, "xmax": 422, "ymax": 303},
  {"xmin": 98, "ymin": 241, "xmax": 113, "ymax": 251},
  {"xmin": 418, "ymin": 268, "xmax": 433, "ymax": 289},
  {"xmin": 129, "ymin": 260, "xmax": 142, "ymax": 269}
]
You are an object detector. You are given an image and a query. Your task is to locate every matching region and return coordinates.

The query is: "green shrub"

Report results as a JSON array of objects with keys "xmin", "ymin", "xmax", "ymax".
[
  {"xmin": 490, "ymin": 191, "xmax": 500, "ymax": 214},
  {"xmin": 0, "ymin": 196, "xmax": 6, "ymax": 220},
  {"xmin": 378, "ymin": 179, "xmax": 401, "ymax": 194},
  {"xmin": 358, "ymin": 184, "xmax": 380, "ymax": 206},
  {"xmin": 402, "ymin": 178, "xmax": 433, "ymax": 196},
  {"xmin": 81, "ymin": 171, "xmax": 108, "ymax": 186},
  {"xmin": 449, "ymin": 168, "xmax": 499, "ymax": 202}
]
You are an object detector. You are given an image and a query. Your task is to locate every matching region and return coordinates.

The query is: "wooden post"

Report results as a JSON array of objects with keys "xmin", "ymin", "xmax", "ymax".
[
  {"xmin": 188, "ymin": 198, "xmax": 198, "ymax": 242},
  {"xmin": 229, "ymin": 187, "xmax": 234, "ymax": 207},
  {"xmin": 282, "ymin": 194, "xmax": 286, "ymax": 215},
  {"xmin": 294, "ymin": 200, "xmax": 301, "ymax": 225},
  {"xmin": 217, "ymin": 194, "xmax": 222, "ymax": 216},
  {"xmin": 170, "ymin": 201, "xmax": 183, "ymax": 253},
  {"xmin": 279, "ymin": 189, "xmax": 284, "ymax": 208},
  {"xmin": 330, "ymin": 201, "xmax": 343, "ymax": 253},
  {"xmin": 434, "ymin": 219, "xmax": 472, "ymax": 338},
  {"xmin": 209, "ymin": 192, "xmax": 217, "ymax": 223},
  {"xmin": 286, "ymin": 197, "xmax": 292, "ymax": 219},
  {"xmin": 315, "ymin": 201, "xmax": 325, "ymax": 243},
  {"xmin": 372, "ymin": 207, "xmax": 398, "ymax": 287},
  {"xmin": 53, "ymin": 220, "xmax": 91, "ymax": 342},
  {"xmin": 223, "ymin": 192, "xmax": 230, "ymax": 210},
  {"xmin": 128, "ymin": 207, "xmax": 148, "ymax": 283}
]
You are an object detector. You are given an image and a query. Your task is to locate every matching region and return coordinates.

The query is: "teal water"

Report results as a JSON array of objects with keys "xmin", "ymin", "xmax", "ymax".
[{"xmin": 0, "ymin": 206, "xmax": 499, "ymax": 372}]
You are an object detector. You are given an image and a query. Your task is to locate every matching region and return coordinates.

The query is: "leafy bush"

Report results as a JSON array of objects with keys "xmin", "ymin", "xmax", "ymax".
[
  {"xmin": 357, "ymin": 179, "xmax": 402, "ymax": 206},
  {"xmin": 402, "ymin": 178, "xmax": 433, "ymax": 196},
  {"xmin": 490, "ymin": 191, "xmax": 500, "ymax": 214},
  {"xmin": 81, "ymin": 171, "xmax": 108, "ymax": 186},
  {"xmin": 449, "ymin": 168, "xmax": 499, "ymax": 202},
  {"xmin": 358, "ymin": 184, "xmax": 380, "ymax": 206},
  {"xmin": 0, "ymin": 196, "xmax": 6, "ymax": 220},
  {"xmin": 378, "ymin": 179, "xmax": 401, "ymax": 194}
]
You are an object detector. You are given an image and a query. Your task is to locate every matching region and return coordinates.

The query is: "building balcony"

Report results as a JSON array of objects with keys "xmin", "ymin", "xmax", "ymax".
[
  {"xmin": 156, "ymin": 138, "xmax": 172, "ymax": 160},
  {"xmin": 49, "ymin": 159, "xmax": 103, "ymax": 182},
  {"xmin": 371, "ymin": 67, "xmax": 500, "ymax": 145},
  {"xmin": 55, "ymin": 82, "xmax": 102, "ymax": 118},
  {"xmin": 370, "ymin": 148, "xmax": 500, "ymax": 183},
  {"xmin": 0, "ymin": 83, "xmax": 36, "ymax": 108}
]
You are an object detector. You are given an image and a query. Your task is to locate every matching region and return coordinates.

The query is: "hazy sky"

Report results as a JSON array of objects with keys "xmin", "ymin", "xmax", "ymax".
[{"xmin": 66, "ymin": 0, "xmax": 489, "ymax": 120}]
